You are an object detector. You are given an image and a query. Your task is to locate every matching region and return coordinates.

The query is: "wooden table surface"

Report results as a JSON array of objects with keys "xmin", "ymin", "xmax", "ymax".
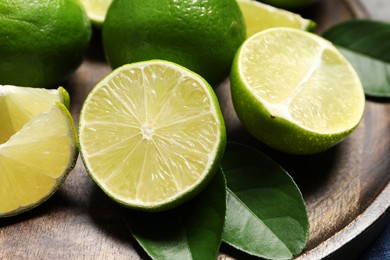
[{"xmin": 1, "ymin": 0, "xmax": 390, "ymax": 259}]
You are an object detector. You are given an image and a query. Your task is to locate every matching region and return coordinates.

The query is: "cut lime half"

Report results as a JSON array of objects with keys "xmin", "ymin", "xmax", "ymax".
[
  {"xmin": 230, "ymin": 28, "xmax": 365, "ymax": 154},
  {"xmin": 79, "ymin": 60, "xmax": 226, "ymax": 211}
]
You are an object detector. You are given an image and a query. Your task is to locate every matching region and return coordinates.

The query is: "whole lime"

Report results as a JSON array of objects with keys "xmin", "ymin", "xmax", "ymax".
[
  {"xmin": 0, "ymin": 0, "xmax": 92, "ymax": 88},
  {"xmin": 102, "ymin": 0, "xmax": 246, "ymax": 86},
  {"xmin": 80, "ymin": 0, "xmax": 113, "ymax": 27}
]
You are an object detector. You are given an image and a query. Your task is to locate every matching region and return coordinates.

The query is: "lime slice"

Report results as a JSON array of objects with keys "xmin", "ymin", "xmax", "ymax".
[
  {"xmin": 230, "ymin": 28, "xmax": 365, "ymax": 154},
  {"xmin": 237, "ymin": 0, "xmax": 316, "ymax": 38},
  {"xmin": 79, "ymin": 60, "xmax": 226, "ymax": 211},
  {"xmin": 0, "ymin": 89, "xmax": 78, "ymax": 217},
  {"xmin": 80, "ymin": 0, "xmax": 113, "ymax": 26}
]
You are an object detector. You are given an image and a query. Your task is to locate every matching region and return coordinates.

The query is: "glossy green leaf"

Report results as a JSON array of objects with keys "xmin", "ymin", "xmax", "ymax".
[
  {"xmin": 323, "ymin": 19, "xmax": 390, "ymax": 97},
  {"xmin": 221, "ymin": 143, "xmax": 309, "ymax": 260},
  {"xmin": 122, "ymin": 169, "xmax": 226, "ymax": 260}
]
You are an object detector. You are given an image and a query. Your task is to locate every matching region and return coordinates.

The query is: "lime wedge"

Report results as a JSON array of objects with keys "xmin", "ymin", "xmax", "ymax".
[
  {"xmin": 230, "ymin": 28, "xmax": 365, "ymax": 154},
  {"xmin": 0, "ymin": 86, "xmax": 69, "ymax": 145},
  {"xmin": 80, "ymin": 0, "xmax": 113, "ymax": 26},
  {"xmin": 0, "ymin": 86, "xmax": 77, "ymax": 217},
  {"xmin": 237, "ymin": 0, "xmax": 316, "ymax": 37},
  {"xmin": 79, "ymin": 60, "xmax": 226, "ymax": 211}
]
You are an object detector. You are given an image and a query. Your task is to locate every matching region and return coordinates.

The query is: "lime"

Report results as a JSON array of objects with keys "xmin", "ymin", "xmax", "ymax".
[
  {"xmin": 80, "ymin": 0, "xmax": 113, "ymax": 27},
  {"xmin": 230, "ymin": 28, "xmax": 365, "ymax": 154},
  {"xmin": 0, "ymin": 0, "xmax": 92, "ymax": 88},
  {"xmin": 237, "ymin": 0, "xmax": 315, "ymax": 38},
  {"xmin": 0, "ymin": 86, "xmax": 70, "ymax": 144},
  {"xmin": 79, "ymin": 60, "xmax": 226, "ymax": 211},
  {"xmin": 102, "ymin": 0, "xmax": 246, "ymax": 86},
  {"xmin": 0, "ymin": 86, "xmax": 78, "ymax": 217}
]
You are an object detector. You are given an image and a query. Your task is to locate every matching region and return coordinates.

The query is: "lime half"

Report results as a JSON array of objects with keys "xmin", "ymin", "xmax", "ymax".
[
  {"xmin": 230, "ymin": 28, "xmax": 365, "ymax": 154},
  {"xmin": 237, "ymin": 0, "xmax": 315, "ymax": 38},
  {"xmin": 79, "ymin": 60, "xmax": 226, "ymax": 211},
  {"xmin": 0, "ymin": 86, "xmax": 77, "ymax": 217}
]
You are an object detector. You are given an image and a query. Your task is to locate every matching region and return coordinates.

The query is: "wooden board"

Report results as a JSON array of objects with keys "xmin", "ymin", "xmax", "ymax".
[{"xmin": 1, "ymin": 0, "xmax": 389, "ymax": 259}]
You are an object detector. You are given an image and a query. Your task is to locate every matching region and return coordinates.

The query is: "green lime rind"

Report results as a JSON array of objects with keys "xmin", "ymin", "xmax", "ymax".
[
  {"xmin": 78, "ymin": 60, "xmax": 226, "ymax": 212},
  {"xmin": 305, "ymin": 20, "xmax": 317, "ymax": 32},
  {"xmin": 58, "ymin": 87, "xmax": 71, "ymax": 109},
  {"xmin": 57, "ymin": 101, "xmax": 79, "ymax": 152}
]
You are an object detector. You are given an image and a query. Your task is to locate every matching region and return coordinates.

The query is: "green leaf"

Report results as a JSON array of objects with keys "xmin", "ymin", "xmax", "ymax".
[
  {"xmin": 122, "ymin": 169, "xmax": 226, "ymax": 260},
  {"xmin": 221, "ymin": 143, "xmax": 309, "ymax": 260},
  {"xmin": 322, "ymin": 19, "xmax": 390, "ymax": 97}
]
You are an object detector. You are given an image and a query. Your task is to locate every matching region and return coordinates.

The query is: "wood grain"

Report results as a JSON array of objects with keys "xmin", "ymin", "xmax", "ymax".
[{"xmin": 1, "ymin": 0, "xmax": 389, "ymax": 259}]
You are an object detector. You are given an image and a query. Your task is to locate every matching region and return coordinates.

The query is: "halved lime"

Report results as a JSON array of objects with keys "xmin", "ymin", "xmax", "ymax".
[
  {"xmin": 80, "ymin": 0, "xmax": 113, "ymax": 26},
  {"xmin": 79, "ymin": 60, "xmax": 226, "ymax": 211},
  {"xmin": 0, "ymin": 86, "xmax": 78, "ymax": 217},
  {"xmin": 230, "ymin": 28, "xmax": 365, "ymax": 154},
  {"xmin": 237, "ymin": 0, "xmax": 315, "ymax": 38}
]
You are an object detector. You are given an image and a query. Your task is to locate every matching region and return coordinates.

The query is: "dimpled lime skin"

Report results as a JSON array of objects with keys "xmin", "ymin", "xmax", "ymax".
[
  {"xmin": 0, "ymin": 0, "xmax": 92, "ymax": 88},
  {"xmin": 102, "ymin": 0, "xmax": 246, "ymax": 87},
  {"xmin": 230, "ymin": 52, "xmax": 361, "ymax": 155}
]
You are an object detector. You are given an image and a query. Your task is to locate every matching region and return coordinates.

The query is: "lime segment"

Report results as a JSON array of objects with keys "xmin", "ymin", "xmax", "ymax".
[
  {"xmin": 0, "ymin": 102, "xmax": 78, "ymax": 217},
  {"xmin": 0, "ymin": 86, "xmax": 68, "ymax": 144},
  {"xmin": 80, "ymin": 0, "xmax": 113, "ymax": 26},
  {"xmin": 79, "ymin": 60, "xmax": 226, "ymax": 211}
]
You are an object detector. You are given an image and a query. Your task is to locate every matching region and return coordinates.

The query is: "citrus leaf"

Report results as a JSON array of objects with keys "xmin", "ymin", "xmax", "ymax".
[
  {"xmin": 221, "ymin": 143, "xmax": 309, "ymax": 260},
  {"xmin": 121, "ymin": 170, "xmax": 226, "ymax": 260},
  {"xmin": 323, "ymin": 19, "xmax": 390, "ymax": 97}
]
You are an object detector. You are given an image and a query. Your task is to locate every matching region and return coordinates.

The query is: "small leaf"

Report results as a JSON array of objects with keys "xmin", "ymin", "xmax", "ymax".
[
  {"xmin": 122, "ymin": 169, "xmax": 226, "ymax": 260},
  {"xmin": 221, "ymin": 143, "xmax": 309, "ymax": 260},
  {"xmin": 323, "ymin": 19, "xmax": 390, "ymax": 97}
]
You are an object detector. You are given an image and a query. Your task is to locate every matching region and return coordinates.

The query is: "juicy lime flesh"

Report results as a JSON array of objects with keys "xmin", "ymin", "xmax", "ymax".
[
  {"xmin": 80, "ymin": 0, "xmax": 113, "ymax": 24},
  {"xmin": 240, "ymin": 29, "xmax": 364, "ymax": 134},
  {"xmin": 80, "ymin": 62, "xmax": 223, "ymax": 207},
  {"xmin": 0, "ymin": 104, "xmax": 75, "ymax": 215},
  {"xmin": 0, "ymin": 86, "xmax": 64, "ymax": 144},
  {"xmin": 238, "ymin": 0, "xmax": 312, "ymax": 37}
]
